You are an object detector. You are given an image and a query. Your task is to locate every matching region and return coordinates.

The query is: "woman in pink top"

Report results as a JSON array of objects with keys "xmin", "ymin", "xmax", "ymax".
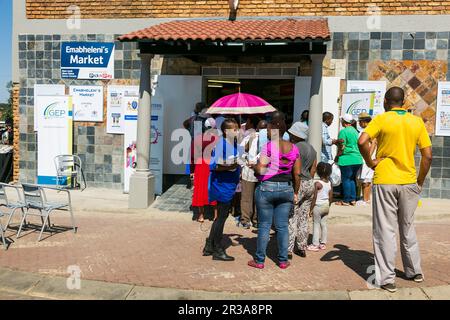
[{"xmin": 248, "ymin": 112, "xmax": 301, "ymax": 270}]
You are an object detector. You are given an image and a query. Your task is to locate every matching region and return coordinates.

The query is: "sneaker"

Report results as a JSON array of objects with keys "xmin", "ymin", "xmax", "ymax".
[
  {"xmin": 356, "ymin": 200, "xmax": 369, "ymax": 206},
  {"xmin": 381, "ymin": 283, "xmax": 397, "ymax": 293},
  {"xmin": 319, "ymin": 243, "xmax": 327, "ymax": 250},
  {"xmin": 307, "ymin": 244, "xmax": 320, "ymax": 252},
  {"xmin": 278, "ymin": 261, "xmax": 291, "ymax": 269},
  {"xmin": 248, "ymin": 260, "xmax": 264, "ymax": 269},
  {"xmin": 410, "ymin": 274, "xmax": 424, "ymax": 283}
]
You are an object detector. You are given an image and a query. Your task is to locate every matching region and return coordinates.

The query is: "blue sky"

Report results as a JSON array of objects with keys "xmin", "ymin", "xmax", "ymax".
[{"xmin": 0, "ymin": 0, "xmax": 12, "ymax": 103}]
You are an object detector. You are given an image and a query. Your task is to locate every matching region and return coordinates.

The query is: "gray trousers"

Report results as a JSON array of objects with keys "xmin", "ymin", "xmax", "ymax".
[
  {"xmin": 312, "ymin": 202, "xmax": 329, "ymax": 246},
  {"xmin": 372, "ymin": 184, "xmax": 423, "ymax": 285}
]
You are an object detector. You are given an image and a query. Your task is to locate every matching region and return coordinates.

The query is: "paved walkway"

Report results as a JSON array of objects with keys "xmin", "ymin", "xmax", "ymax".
[{"xmin": 1, "ymin": 188, "xmax": 449, "ymax": 297}]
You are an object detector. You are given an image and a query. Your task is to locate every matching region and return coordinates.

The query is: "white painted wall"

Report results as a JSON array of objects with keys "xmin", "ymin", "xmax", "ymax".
[
  {"xmin": 155, "ymin": 75, "xmax": 203, "ymax": 175},
  {"xmin": 294, "ymin": 76, "xmax": 341, "ymax": 159}
]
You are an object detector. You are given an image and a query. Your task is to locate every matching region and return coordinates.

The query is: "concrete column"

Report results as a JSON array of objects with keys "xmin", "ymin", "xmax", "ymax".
[
  {"xmin": 129, "ymin": 53, "xmax": 155, "ymax": 209},
  {"xmin": 308, "ymin": 54, "xmax": 325, "ymax": 162}
]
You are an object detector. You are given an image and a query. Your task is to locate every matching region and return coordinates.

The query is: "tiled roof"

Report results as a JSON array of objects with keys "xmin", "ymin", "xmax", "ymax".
[{"xmin": 119, "ymin": 19, "xmax": 330, "ymax": 42}]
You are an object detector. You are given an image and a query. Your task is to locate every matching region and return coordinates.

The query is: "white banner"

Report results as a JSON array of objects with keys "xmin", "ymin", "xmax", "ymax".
[
  {"xmin": 150, "ymin": 94, "xmax": 164, "ymax": 195},
  {"xmin": 107, "ymin": 85, "xmax": 139, "ymax": 134},
  {"xmin": 436, "ymin": 81, "xmax": 450, "ymax": 136},
  {"xmin": 70, "ymin": 85, "xmax": 104, "ymax": 122},
  {"xmin": 347, "ymin": 80, "xmax": 387, "ymax": 116},
  {"xmin": 123, "ymin": 94, "xmax": 140, "ymax": 193},
  {"xmin": 36, "ymin": 96, "xmax": 73, "ymax": 185},
  {"xmin": 34, "ymin": 84, "xmax": 66, "ymax": 131},
  {"xmin": 341, "ymin": 92, "xmax": 376, "ymax": 119}
]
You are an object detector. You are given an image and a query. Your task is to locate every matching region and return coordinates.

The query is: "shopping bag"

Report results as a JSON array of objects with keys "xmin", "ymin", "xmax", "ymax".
[{"xmin": 329, "ymin": 161, "xmax": 341, "ymax": 187}]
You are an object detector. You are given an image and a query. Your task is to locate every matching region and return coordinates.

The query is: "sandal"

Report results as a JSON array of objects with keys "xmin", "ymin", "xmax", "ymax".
[{"xmin": 335, "ymin": 201, "xmax": 350, "ymax": 206}]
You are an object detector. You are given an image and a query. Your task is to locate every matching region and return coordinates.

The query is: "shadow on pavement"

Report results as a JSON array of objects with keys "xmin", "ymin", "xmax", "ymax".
[{"xmin": 320, "ymin": 244, "xmax": 375, "ymax": 282}]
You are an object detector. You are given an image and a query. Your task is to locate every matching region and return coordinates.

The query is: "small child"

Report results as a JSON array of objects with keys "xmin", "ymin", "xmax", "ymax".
[{"xmin": 307, "ymin": 162, "xmax": 333, "ymax": 252}]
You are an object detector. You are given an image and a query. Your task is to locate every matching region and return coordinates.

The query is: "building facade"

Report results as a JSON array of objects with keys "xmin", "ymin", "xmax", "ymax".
[{"xmin": 12, "ymin": 0, "xmax": 450, "ymax": 198}]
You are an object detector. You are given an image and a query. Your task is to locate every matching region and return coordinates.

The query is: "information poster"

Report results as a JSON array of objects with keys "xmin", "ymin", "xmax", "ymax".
[
  {"xmin": 347, "ymin": 80, "xmax": 387, "ymax": 116},
  {"xmin": 123, "ymin": 94, "xmax": 140, "ymax": 193},
  {"xmin": 436, "ymin": 81, "xmax": 450, "ymax": 136},
  {"xmin": 61, "ymin": 42, "xmax": 114, "ymax": 80},
  {"xmin": 150, "ymin": 94, "xmax": 164, "ymax": 195},
  {"xmin": 69, "ymin": 85, "xmax": 104, "ymax": 122},
  {"xmin": 341, "ymin": 92, "xmax": 376, "ymax": 119},
  {"xmin": 36, "ymin": 95, "xmax": 73, "ymax": 185},
  {"xmin": 107, "ymin": 85, "xmax": 139, "ymax": 134},
  {"xmin": 34, "ymin": 84, "xmax": 66, "ymax": 131}
]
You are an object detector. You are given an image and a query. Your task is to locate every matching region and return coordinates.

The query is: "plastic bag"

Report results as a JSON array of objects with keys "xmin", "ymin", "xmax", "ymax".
[{"xmin": 329, "ymin": 161, "xmax": 341, "ymax": 187}]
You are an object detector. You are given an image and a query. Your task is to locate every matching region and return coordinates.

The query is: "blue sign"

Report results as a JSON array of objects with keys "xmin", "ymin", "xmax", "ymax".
[{"xmin": 61, "ymin": 42, "xmax": 115, "ymax": 80}]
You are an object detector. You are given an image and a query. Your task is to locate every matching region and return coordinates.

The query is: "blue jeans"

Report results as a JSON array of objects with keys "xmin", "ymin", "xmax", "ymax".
[
  {"xmin": 340, "ymin": 164, "xmax": 362, "ymax": 203},
  {"xmin": 255, "ymin": 181, "xmax": 294, "ymax": 264}
]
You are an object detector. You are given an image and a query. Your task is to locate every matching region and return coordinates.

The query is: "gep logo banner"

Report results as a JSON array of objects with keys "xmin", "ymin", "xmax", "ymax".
[
  {"xmin": 43, "ymin": 102, "xmax": 67, "ymax": 119},
  {"xmin": 61, "ymin": 42, "xmax": 115, "ymax": 80},
  {"xmin": 341, "ymin": 92, "xmax": 376, "ymax": 118}
]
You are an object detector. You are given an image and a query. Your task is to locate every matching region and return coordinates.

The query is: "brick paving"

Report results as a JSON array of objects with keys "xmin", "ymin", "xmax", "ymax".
[{"xmin": 0, "ymin": 208, "xmax": 449, "ymax": 293}]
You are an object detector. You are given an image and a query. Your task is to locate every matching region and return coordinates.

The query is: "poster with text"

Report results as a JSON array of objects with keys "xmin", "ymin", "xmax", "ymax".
[
  {"xmin": 150, "ymin": 94, "xmax": 164, "ymax": 195},
  {"xmin": 436, "ymin": 82, "xmax": 450, "ymax": 136},
  {"xmin": 69, "ymin": 85, "xmax": 104, "ymax": 122},
  {"xmin": 341, "ymin": 92, "xmax": 376, "ymax": 119},
  {"xmin": 107, "ymin": 85, "xmax": 139, "ymax": 134},
  {"xmin": 347, "ymin": 80, "xmax": 387, "ymax": 116},
  {"xmin": 123, "ymin": 94, "xmax": 140, "ymax": 193},
  {"xmin": 36, "ymin": 95, "xmax": 73, "ymax": 185},
  {"xmin": 34, "ymin": 84, "xmax": 66, "ymax": 131},
  {"xmin": 61, "ymin": 42, "xmax": 114, "ymax": 80}
]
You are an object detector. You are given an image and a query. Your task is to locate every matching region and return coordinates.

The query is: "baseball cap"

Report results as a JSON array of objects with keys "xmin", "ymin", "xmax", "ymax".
[
  {"xmin": 341, "ymin": 114, "xmax": 354, "ymax": 124},
  {"xmin": 288, "ymin": 121, "xmax": 309, "ymax": 140}
]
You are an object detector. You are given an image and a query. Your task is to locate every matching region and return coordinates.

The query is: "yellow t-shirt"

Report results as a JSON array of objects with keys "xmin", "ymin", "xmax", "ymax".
[{"xmin": 364, "ymin": 108, "xmax": 432, "ymax": 185}]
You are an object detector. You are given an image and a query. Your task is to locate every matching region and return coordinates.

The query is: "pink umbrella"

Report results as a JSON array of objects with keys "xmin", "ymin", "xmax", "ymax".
[{"xmin": 206, "ymin": 92, "xmax": 276, "ymax": 115}]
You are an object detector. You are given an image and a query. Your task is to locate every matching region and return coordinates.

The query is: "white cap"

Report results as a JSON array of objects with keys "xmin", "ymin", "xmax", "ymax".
[
  {"xmin": 341, "ymin": 114, "xmax": 354, "ymax": 124},
  {"xmin": 205, "ymin": 118, "xmax": 216, "ymax": 129},
  {"xmin": 288, "ymin": 121, "xmax": 309, "ymax": 140}
]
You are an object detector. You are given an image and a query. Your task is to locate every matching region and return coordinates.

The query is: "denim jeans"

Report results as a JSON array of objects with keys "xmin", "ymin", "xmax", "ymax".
[
  {"xmin": 340, "ymin": 164, "xmax": 362, "ymax": 203},
  {"xmin": 255, "ymin": 181, "xmax": 294, "ymax": 264}
]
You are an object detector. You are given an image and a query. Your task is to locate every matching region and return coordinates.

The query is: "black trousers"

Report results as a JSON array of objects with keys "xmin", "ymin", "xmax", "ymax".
[{"xmin": 208, "ymin": 201, "xmax": 231, "ymax": 249}]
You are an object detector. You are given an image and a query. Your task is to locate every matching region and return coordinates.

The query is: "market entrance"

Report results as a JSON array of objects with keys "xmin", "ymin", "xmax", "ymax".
[{"xmin": 205, "ymin": 78, "xmax": 295, "ymax": 126}]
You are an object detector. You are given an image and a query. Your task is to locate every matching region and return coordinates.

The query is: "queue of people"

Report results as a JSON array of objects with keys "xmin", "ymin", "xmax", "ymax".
[{"xmin": 184, "ymin": 86, "xmax": 432, "ymax": 292}]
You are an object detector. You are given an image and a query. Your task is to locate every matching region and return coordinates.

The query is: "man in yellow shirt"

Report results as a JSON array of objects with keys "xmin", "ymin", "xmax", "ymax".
[{"xmin": 358, "ymin": 87, "xmax": 433, "ymax": 293}]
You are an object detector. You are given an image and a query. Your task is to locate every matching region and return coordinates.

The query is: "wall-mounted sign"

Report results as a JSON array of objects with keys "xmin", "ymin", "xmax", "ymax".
[
  {"xmin": 61, "ymin": 42, "xmax": 115, "ymax": 80},
  {"xmin": 69, "ymin": 85, "xmax": 104, "ymax": 122},
  {"xmin": 436, "ymin": 81, "xmax": 450, "ymax": 136},
  {"xmin": 106, "ymin": 86, "xmax": 139, "ymax": 134},
  {"xmin": 346, "ymin": 80, "xmax": 386, "ymax": 116}
]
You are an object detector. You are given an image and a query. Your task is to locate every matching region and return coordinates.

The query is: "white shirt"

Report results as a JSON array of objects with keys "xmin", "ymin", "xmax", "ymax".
[
  {"xmin": 239, "ymin": 131, "xmax": 259, "ymax": 182},
  {"xmin": 316, "ymin": 180, "xmax": 332, "ymax": 204}
]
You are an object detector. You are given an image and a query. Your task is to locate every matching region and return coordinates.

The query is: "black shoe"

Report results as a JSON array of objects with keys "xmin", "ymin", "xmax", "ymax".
[
  {"xmin": 409, "ymin": 274, "xmax": 424, "ymax": 283},
  {"xmin": 294, "ymin": 248, "xmax": 306, "ymax": 258},
  {"xmin": 381, "ymin": 283, "xmax": 397, "ymax": 293},
  {"xmin": 288, "ymin": 252, "xmax": 293, "ymax": 260},
  {"xmin": 202, "ymin": 238, "xmax": 214, "ymax": 257},
  {"xmin": 212, "ymin": 247, "xmax": 235, "ymax": 261}
]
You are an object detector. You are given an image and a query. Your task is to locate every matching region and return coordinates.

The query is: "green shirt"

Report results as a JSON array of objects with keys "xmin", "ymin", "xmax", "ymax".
[{"xmin": 338, "ymin": 126, "xmax": 363, "ymax": 166}]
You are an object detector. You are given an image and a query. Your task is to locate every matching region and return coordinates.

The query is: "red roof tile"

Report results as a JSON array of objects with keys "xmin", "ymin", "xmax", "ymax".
[{"xmin": 119, "ymin": 19, "xmax": 330, "ymax": 42}]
